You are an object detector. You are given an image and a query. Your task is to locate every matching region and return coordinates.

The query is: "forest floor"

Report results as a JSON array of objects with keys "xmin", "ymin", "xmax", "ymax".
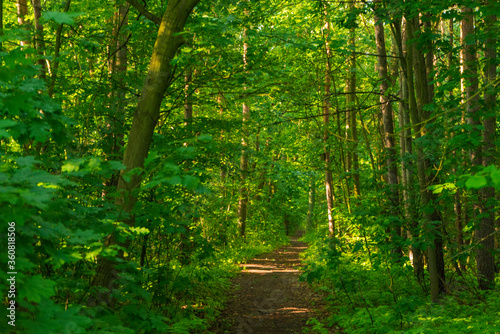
[{"xmin": 212, "ymin": 232, "xmax": 335, "ymax": 334}]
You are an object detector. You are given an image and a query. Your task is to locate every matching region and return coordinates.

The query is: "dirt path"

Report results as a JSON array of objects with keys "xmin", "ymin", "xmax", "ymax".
[{"xmin": 213, "ymin": 233, "xmax": 326, "ymax": 333}]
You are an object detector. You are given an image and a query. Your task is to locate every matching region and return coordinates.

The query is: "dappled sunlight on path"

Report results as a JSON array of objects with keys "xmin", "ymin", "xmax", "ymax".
[{"xmin": 213, "ymin": 233, "xmax": 326, "ymax": 334}]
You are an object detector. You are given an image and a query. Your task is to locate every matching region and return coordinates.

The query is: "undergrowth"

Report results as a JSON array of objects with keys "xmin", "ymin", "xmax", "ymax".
[
  {"xmin": 300, "ymin": 225, "xmax": 500, "ymax": 334},
  {"xmin": 147, "ymin": 230, "xmax": 289, "ymax": 334}
]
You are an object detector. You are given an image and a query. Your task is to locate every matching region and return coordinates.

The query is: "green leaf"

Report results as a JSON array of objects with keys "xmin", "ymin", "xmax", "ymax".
[
  {"xmin": 122, "ymin": 167, "xmax": 143, "ymax": 182},
  {"xmin": 465, "ymin": 174, "xmax": 488, "ymax": 189},
  {"xmin": 182, "ymin": 175, "xmax": 199, "ymax": 189},
  {"xmin": 109, "ymin": 161, "xmax": 126, "ymax": 170},
  {"xmin": 0, "ymin": 119, "xmax": 17, "ymax": 129},
  {"xmin": 42, "ymin": 11, "xmax": 84, "ymax": 25},
  {"xmin": 19, "ymin": 275, "xmax": 56, "ymax": 304},
  {"xmin": 129, "ymin": 227, "xmax": 150, "ymax": 235},
  {"xmin": 491, "ymin": 169, "xmax": 500, "ymax": 188},
  {"xmin": 62, "ymin": 158, "xmax": 88, "ymax": 173},
  {"xmin": 168, "ymin": 175, "xmax": 182, "ymax": 186},
  {"xmin": 16, "ymin": 156, "xmax": 40, "ymax": 167},
  {"xmin": 20, "ymin": 188, "xmax": 53, "ymax": 209},
  {"xmin": 197, "ymin": 134, "xmax": 212, "ymax": 141}
]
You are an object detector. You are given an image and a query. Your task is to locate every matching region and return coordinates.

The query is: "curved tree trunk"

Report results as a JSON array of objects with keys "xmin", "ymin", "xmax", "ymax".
[{"xmin": 88, "ymin": 0, "xmax": 200, "ymax": 308}]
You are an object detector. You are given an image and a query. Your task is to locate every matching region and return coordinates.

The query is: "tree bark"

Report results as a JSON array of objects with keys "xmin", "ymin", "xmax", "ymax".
[
  {"xmin": 48, "ymin": 0, "xmax": 71, "ymax": 98},
  {"xmin": 32, "ymin": 0, "xmax": 46, "ymax": 79},
  {"xmin": 126, "ymin": 0, "xmax": 161, "ymax": 25},
  {"xmin": 406, "ymin": 16, "xmax": 444, "ymax": 300},
  {"xmin": 17, "ymin": 0, "xmax": 30, "ymax": 47},
  {"xmin": 306, "ymin": 175, "xmax": 316, "ymax": 232},
  {"xmin": 238, "ymin": 17, "xmax": 250, "ymax": 237},
  {"xmin": 347, "ymin": 0, "xmax": 360, "ymax": 199},
  {"xmin": 394, "ymin": 17, "xmax": 420, "ymax": 273},
  {"xmin": 0, "ymin": 0, "xmax": 3, "ymax": 51},
  {"xmin": 323, "ymin": 18, "xmax": 336, "ymax": 239},
  {"xmin": 461, "ymin": 6, "xmax": 480, "ymax": 164},
  {"xmin": 374, "ymin": 3, "xmax": 401, "ymax": 256},
  {"xmin": 477, "ymin": 3, "xmax": 496, "ymax": 290}
]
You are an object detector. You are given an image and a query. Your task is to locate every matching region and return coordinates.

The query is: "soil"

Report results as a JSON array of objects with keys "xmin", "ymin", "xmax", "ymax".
[{"xmin": 212, "ymin": 232, "xmax": 329, "ymax": 334}]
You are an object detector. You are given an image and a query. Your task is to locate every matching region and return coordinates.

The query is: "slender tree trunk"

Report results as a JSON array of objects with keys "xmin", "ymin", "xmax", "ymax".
[
  {"xmin": 374, "ymin": 4, "xmax": 401, "ymax": 256},
  {"xmin": 184, "ymin": 67, "xmax": 194, "ymax": 122},
  {"xmin": 218, "ymin": 92, "xmax": 227, "ymax": 184},
  {"xmin": 32, "ymin": 0, "xmax": 46, "ymax": 79},
  {"xmin": 48, "ymin": 0, "xmax": 71, "ymax": 98},
  {"xmin": 357, "ymin": 102, "xmax": 377, "ymax": 188},
  {"xmin": 347, "ymin": 0, "xmax": 360, "ymax": 199},
  {"xmin": 477, "ymin": 4, "xmax": 496, "ymax": 290},
  {"xmin": 88, "ymin": 0, "xmax": 200, "ymax": 307},
  {"xmin": 461, "ymin": 7, "xmax": 480, "ymax": 165},
  {"xmin": 446, "ymin": 15, "xmax": 466, "ymax": 272},
  {"xmin": 238, "ymin": 19, "xmax": 250, "ymax": 237},
  {"xmin": 423, "ymin": 18, "xmax": 434, "ymax": 101},
  {"xmin": 104, "ymin": 2, "xmax": 129, "ymax": 168},
  {"xmin": 406, "ymin": 16, "xmax": 443, "ymax": 300},
  {"xmin": 323, "ymin": 18, "xmax": 335, "ymax": 239},
  {"xmin": 306, "ymin": 175, "xmax": 316, "ymax": 232},
  {"xmin": 179, "ymin": 65, "xmax": 194, "ymax": 262},
  {"xmin": 0, "ymin": 0, "xmax": 3, "ymax": 51},
  {"xmin": 418, "ymin": 17, "xmax": 446, "ymax": 290},
  {"xmin": 113, "ymin": 3, "xmax": 128, "ymax": 153},
  {"xmin": 17, "ymin": 0, "xmax": 29, "ymax": 47},
  {"xmin": 395, "ymin": 17, "xmax": 420, "ymax": 271},
  {"xmin": 403, "ymin": 17, "xmax": 424, "ymax": 281}
]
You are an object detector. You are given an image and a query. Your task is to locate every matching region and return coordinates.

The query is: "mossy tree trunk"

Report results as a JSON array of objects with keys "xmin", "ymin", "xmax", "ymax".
[{"xmin": 89, "ymin": 0, "xmax": 200, "ymax": 307}]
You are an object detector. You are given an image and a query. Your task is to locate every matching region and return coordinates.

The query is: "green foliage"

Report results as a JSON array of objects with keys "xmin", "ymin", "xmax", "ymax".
[
  {"xmin": 301, "ymin": 225, "xmax": 500, "ymax": 334},
  {"xmin": 42, "ymin": 11, "xmax": 85, "ymax": 25},
  {"xmin": 462, "ymin": 165, "xmax": 500, "ymax": 190}
]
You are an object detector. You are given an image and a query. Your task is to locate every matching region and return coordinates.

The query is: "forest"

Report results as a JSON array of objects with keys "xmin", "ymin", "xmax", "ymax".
[{"xmin": 0, "ymin": 0, "xmax": 499, "ymax": 332}]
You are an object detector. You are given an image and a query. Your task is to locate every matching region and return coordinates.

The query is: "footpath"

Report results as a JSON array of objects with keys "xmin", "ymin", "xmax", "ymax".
[{"xmin": 213, "ymin": 232, "xmax": 328, "ymax": 333}]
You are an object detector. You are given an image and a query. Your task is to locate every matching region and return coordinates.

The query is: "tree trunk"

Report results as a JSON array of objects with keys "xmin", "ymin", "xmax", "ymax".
[
  {"xmin": 103, "ymin": 2, "xmax": 129, "ymax": 181},
  {"xmin": 477, "ymin": 3, "xmax": 496, "ymax": 290},
  {"xmin": 402, "ymin": 17, "xmax": 424, "ymax": 282},
  {"xmin": 394, "ymin": 17, "xmax": 420, "ymax": 272},
  {"xmin": 179, "ymin": 65, "xmax": 194, "ymax": 262},
  {"xmin": 17, "ymin": 0, "xmax": 29, "ymax": 47},
  {"xmin": 0, "ymin": 0, "xmax": 3, "ymax": 51},
  {"xmin": 406, "ymin": 16, "xmax": 444, "ymax": 300},
  {"xmin": 32, "ymin": 0, "xmax": 46, "ymax": 79},
  {"xmin": 323, "ymin": 18, "xmax": 335, "ymax": 239},
  {"xmin": 446, "ymin": 15, "xmax": 466, "ymax": 272},
  {"xmin": 48, "ymin": 0, "xmax": 71, "ymax": 98},
  {"xmin": 238, "ymin": 19, "xmax": 250, "ymax": 237},
  {"xmin": 306, "ymin": 175, "xmax": 316, "ymax": 232},
  {"xmin": 88, "ymin": 0, "xmax": 200, "ymax": 307},
  {"xmin": 374, "ymin": 4, "xmax": 401, "ymax": 256},
  {"xmin": 461, "ymin": 6, "xmax": 480, "ymax": 165},
  {"xmin": 347, "ymin": 0, "xmax": 360, "ymax": 199}
]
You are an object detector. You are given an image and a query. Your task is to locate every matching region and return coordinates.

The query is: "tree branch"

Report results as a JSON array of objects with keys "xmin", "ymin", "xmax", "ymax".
[{"xmin": 126, "ymin": 0, "xmax": 161, "ymax": 25}]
